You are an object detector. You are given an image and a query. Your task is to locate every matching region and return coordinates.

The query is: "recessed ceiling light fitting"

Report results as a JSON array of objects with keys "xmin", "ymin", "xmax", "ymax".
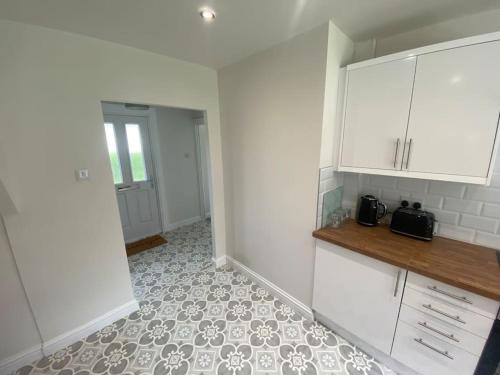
[{"xmin": 200, "ymin": 8, "xmax": 216, "ymax": 20}]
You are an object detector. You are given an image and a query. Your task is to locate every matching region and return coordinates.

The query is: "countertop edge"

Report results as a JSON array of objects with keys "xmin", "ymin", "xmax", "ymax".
[{"xmin": 313, "ymin": 229, "xmax": 500, "ymax": 302}]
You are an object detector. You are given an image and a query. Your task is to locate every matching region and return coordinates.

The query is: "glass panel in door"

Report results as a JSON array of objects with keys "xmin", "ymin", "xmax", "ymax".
[
  {"xmin": 125, "ymin": 123, "xmax": 148, "ymax": 182},
  {"xmin": 104, "ymin": 122, "xmax": 124, "ymax": 184}
]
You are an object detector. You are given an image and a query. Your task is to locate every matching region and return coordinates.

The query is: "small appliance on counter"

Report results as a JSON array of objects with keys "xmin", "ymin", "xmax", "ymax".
[
  {"xmin": 357, "ymin": 195, "xmax": 387, "ymax": 226},
  {"xmin": 390, "ymin": 200, "xmax": 435, "ymax": 241}
]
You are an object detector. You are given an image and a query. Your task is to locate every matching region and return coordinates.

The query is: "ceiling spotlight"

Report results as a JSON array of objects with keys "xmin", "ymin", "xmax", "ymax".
[{"xmin": 200, "ymin": 9, "xmax": 216, "ymax": 20}]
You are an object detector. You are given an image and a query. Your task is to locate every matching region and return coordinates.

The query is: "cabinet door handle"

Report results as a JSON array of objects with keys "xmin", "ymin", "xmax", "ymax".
[
  {"xmin": 427, "ymin": 285, "xmax": 473, "ymax": 304},
  {"xmin": 405, "ymin": 138, "xmax": 413, "ymax": 169},
  {"xmin": 414, "ymin": 338, "xmax": 454, "ymax": 360},
  {"xmin": 417, "ymin": 321, "xmax": 460, "ymax": 342},
  {"xmin": 422, "ymin": 304, "xmax": 465, "ymax": 324},
  {"xmin": 393, "ymin": 138, "xmax": 400, "ymax": 169},
  {"xmin": 394, "ymin": 270, "xmax": 402, "ymax": 297}
]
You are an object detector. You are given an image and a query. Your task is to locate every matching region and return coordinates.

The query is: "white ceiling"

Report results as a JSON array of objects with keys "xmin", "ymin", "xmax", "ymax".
[{"xmin": 1, "ymin": 0, "xmax": 499, "ymax": 68}]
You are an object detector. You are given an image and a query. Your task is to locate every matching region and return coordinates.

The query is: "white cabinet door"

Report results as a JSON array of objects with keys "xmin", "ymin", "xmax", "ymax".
[
  {"xmin": 405, "ymin": 41, "xmax": 500, "ymax": 177},
  {"xmin": 313, "ymin": 240, "xmax": 406, "ymax": 354},
  {"xmin": 340, "ymin": 57, "xmax": 416, "ymax": 170}
]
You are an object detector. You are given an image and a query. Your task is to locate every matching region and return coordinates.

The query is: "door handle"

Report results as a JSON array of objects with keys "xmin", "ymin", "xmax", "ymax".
[
  {"xmin": 393, "ymin": 138, "xmax": 400, "ymax": 169},
  {"xmin": 393, "ymin": 270, "xmax": 402, "ymax": 297},
  {"xmin": 405, "ymin": 138, "xmax": 413, "ymax": 169}
]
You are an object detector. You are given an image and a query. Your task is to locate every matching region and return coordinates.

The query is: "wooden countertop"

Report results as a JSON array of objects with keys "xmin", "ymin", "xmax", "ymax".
[{"xmin": 313, "ymin": 220, "xmax": 500, "ymax": 301}]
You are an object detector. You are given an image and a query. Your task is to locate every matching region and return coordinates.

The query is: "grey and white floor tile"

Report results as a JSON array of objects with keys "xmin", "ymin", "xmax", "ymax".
[{"xmin": 13, "ymin": 219, "xmax": 397, "ymax": 375}]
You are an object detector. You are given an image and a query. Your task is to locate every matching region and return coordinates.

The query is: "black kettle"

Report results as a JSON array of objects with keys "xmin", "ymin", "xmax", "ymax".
[{"xmin": 357, "ymin": 195, "xmax": 387, "ymax": 226}]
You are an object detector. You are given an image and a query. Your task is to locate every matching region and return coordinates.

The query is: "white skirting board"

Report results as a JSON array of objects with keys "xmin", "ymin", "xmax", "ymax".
[
  {"xmin": 0, "ymin": 300, "xmax": 139, "ymax": 375},
  {"xmin": 165, "ymin": 216, "xmax": 202, "ymax": 231},
  {"xmin": 226, "ymin": 257, "xmax": 313, "ymax": 320},
  {"xmin": 0, "ymin": 344, "xmax": 43, "ymax": 375}
]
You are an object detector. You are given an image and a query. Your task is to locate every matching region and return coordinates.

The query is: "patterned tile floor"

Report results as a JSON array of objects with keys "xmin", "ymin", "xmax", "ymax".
[{"xmin": 14, "ymin": 219, "xmax": 397, "ymax": 375}]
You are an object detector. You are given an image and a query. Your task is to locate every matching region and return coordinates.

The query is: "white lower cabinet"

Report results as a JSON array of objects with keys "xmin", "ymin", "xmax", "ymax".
[
  {"xmin": 313, "ymin": 241, "xmax": 500, "ymax": 375},
  {"xmin": 313, "ymin": 240, "xmax": 406, "ymax": 354}
]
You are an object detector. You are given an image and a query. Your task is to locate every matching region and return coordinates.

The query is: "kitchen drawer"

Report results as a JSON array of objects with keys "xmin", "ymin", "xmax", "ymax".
[
  {"xmin": 398, "ymin": 304, "xmax": 486, "ymax": 356},
  {"xmin": 392, "ymin": 320, "xmax": 479, "ymax": 375},
  {"xmin": 406, "ymin": 272, "xmax": 499, "ymax": 319},
  {"xmin": 403, "ymin": 287, "xmax": 494, "ymax": 338}
]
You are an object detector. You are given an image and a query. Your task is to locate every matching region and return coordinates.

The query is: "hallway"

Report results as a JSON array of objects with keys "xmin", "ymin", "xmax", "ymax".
[{"xmin": 15, "ymin": 220, "xmax": 395, "ymax": 375}]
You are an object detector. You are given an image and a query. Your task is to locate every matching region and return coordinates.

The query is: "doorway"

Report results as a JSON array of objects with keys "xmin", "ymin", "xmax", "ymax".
[
  {"xmin": 101, "ymin": 102, "xmax": 213, "ymax": 259},
  {"xmin": 103, "ymin": 114, "xmax": 162, "ymax": 243}
]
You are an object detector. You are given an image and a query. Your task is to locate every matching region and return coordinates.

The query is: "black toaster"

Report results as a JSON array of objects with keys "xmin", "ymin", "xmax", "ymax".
[{"xmin": 390, "ymin": 201, "xmax": 435, "ymax": 241}]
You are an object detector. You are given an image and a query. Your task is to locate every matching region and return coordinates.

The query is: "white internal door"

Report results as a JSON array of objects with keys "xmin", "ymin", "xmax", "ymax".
[
  {"xmin": 104, "ymin": 115, "xmax": 162, "ymax": 243},
  {"xmin": 405, "ymin": 41, "xmax": 500, "ymax": 177},
  {"xmin": 340, "ymin": 57, "xmax": 416, "ymax": 170}
]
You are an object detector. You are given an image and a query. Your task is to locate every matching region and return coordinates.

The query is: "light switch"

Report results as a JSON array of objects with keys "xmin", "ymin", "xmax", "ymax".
[{"xmin": 76, "ymin": 169, "xmax": 89, "ymax": 181}]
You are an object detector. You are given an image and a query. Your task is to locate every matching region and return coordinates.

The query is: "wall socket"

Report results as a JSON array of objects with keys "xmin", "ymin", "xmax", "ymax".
[{"xmin": 75, "ymin": 169, "xmax": 89, "ymax": 181}]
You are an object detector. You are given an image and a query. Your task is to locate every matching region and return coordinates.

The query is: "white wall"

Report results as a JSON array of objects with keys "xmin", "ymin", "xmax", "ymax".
[
  {"xmin": 219, "ymin": 24, "xmax": 333, "ymax": 305},
  {"xmin": 370, "ymin": 8, "xmax": 500, "ymax": 58},
  {"xmin": 319, "ymin": 22, "xmax": 354, "ymax": 168},
  {"xmin": 0, "ymin": 219, "xmax": 40, "ymax": 364},
  {"xmin": 155, "ymin": 107, "xmax": 202, "ymax": 228},
  {"xmin": 0, "ymin": 19, "xmax": 226, "ymax": 362}
]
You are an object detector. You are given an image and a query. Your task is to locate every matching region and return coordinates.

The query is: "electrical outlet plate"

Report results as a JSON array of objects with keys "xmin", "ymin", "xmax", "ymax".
[{"xmin": 75, "ymin": 169, "xmax": 89, "ymax": 181}]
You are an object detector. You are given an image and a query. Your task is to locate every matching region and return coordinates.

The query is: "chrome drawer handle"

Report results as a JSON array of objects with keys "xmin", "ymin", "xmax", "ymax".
[
  {"xmin": 422, "ymin": 304, "xmax": 465, "ymax": 324},
  {"xmin": 427, "ymin": 286, "xmax": 473, "ymax": 304},
  {"xmin": 414, "ymin": 338, "xmax": 454, "ymax": 360},
  {"xmin": 418, "ymin": 321, "xmax": 460, "ymax": 342}
]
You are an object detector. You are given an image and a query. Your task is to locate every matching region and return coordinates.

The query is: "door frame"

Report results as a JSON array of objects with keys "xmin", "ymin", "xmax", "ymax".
[
  {"xmin": 101, "ymin": 101, "xmax": 219, "ymax": 261},
  {"xmin": 102, "ymin": 105, "xmax": 164, "ymax": 235},
  {"xmin": 194, "ymin": 118, "xmax": 211, "ymax": 220}
]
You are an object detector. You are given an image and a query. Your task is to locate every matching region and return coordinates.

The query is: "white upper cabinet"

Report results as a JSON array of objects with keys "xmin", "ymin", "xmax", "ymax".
[
  {"xmin": 405, "ymin": 42, "xmax": 500, "ymax": 178},
  {"xmin": 337, "ymin": 34, "xmax": 500, "ymax": 185},
  {"xmin": 340, "ymin": 58, "xmax": 416, "ymax": 170}
]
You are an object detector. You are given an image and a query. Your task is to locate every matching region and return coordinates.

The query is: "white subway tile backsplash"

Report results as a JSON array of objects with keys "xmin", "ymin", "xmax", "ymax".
[
  {"xmin": 381, "ymin": 189, "xmax": 402, "ymax": 202},
  {"xmin": 319, "ymin": 178, "xmax": 336, "ymax": 193},
  {"xmin": 438, "ymin": 223, "xmax": 475, "ymax": 242},
  {"xmin": 443, "ymin": 198, "xmax": 482, "ymax": 215},
  {"xmin": 400, "ymin": 193, "xmax": 443, "ymax": 210},
  {"xmin": 397, "ymin": 178, "xmax": 428, "ymax": 193},
  {"xmin": 482, "ymin": 204, "xmax": 500, "ymax": 219},
  {"xmin": 416, "ymin": 194, "xmax": 444, "ymax": 210},
  {"xmin": 437, "ymin": 224, "xmax": 475, "ymax": 242},
  {"xmin": 433, "ymin": 209, "xmax": 460, "ymax": 225},
  {"xmin": 474, "ymin": 232, "xmax": 500, "ymax": 250},
  {"xmin": 460, "ymin": 214, "xmax": 498, "ymax": 233},
  {"xmin": 428, "ymin": 181, "xmax": 465, "ymax": 198},
  {"xmin": 319, "ymin": 166, "xmax": 335, "ymax": 181},
  {"xmin": 368, "ymin": 175, "xmax": 397, "ymax": 189},
  {"xmin": 465, "ymin": 185, "xmax": 500, "ymax": 203},
  {"xmin": 318, "ymin": 164, "xmax": 500, "ymax": 249}
]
